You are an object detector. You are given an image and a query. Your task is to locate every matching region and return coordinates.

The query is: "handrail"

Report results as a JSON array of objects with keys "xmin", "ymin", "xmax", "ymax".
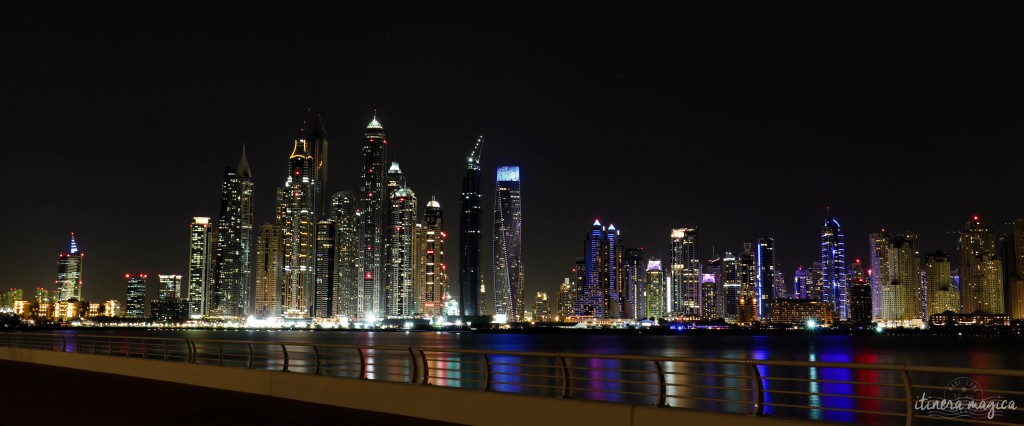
[{"xmin": 2, "ymin": 331, "xmax": 1022, "ymax": 426}]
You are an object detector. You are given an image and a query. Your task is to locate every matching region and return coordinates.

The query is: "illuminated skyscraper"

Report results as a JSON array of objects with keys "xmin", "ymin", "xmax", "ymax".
[
  {"xmin": 331, "ymin": 191, "xmax": 360, "ymax": 318},
  {"xmin": 418, "ymin": 198, "xmax": 446, "ymax": 317},
  {"xmin": 158, "ymin": 274, "xmax": 182, "ymax": 301},
  {"xmin": 386, "ymin": 182, "xmax": 417, "ymax": 318},
  {"xmin": 533, "ymin": 292, "xmax": 551, "ymax": 321},
  {"xmin": 868, "ymin": 230, "xmax": 891, "ymax": 320},
  {"xmin": 755, "ymin": 237, "xmax": 776, "ymax": 320},
  {"xmin": 1010, "ymin": 218, "xmax": 1024, "ymax": 319},
  {"xmin": 125, "ymin": 273, "xmax": 147, "ymax": 319},
  {"xmin": 304, "ymin": 114, "xmax": 329, "ymax": 220},
  {"xmin": 669, "ymin": 228, "xmax": 699, "ymax": 318},
  {"xmin": 577, "ymin": 220, "xmax": 610, "ymax": 318},
  {"xmin": 877, "ymin": 232, "xmax": 921, "ymax": 323},
  {"xmin": 212, "ymin": 147, "xmax": 253, "ymax": 317},
  {"xmin": 606, "ymin": 225, "xmax": 624, "ymax": 318},
  {"xmin": 848, "ymin": 278, "xmax": 872, "ymax": 324},
  {"xmin": 494, "ymin": 166, "xmax": 524, "ymax": 321},
  {"xmin": 721, "ymin": 252, "xmax": 740, "ymax": 321},
  {"xmin": 255, "ymin": 223, "xmax": 283, "ymax": 318},
  {"xmin": 188, "ymin": 217, "xmax": 212, "ymax": 318},
  {"xmin": 958, "ymin": 216, "xmax": 1004, "ymax": 314},
  {"xmin": 313, "ymin": 219, "xmax": 335, "ymax": 318},
  {"xmin": 56, "ymin": 233, "xmax": 83, "ymax": 301},
  {"xmin": 737, "ymin": 243, "xmax": 758, "ymax": 323},
  {"xmin": 925, "ymin": 251, "xmax": 959, "ymax": 316},
  {"xmin": 704, "ymin": 257, "xmax": 723, "ymax": 318},
  {"xmin": 281, "ymin": 137, "xmax": 315, "ymax": 316},
  {"xmin": 459, "ymin": 137, "xmax": 483, "ymax": 317},
  {"xmin": 359, "ymin": 116, "xmax": 387, "ymax": 319},
  {"xmin": 557, "ymin": 278, "xmax": 574, "ymax": 320},
  {"xmin": 624, "ymin": 247, "xmax": 645, "ymax": 319},
  {"xmin": 821, "ymin": 216, "xmax": 847, "ymax": 320},
  {"xmin": 645, "ymin": 260, "xmax": 664, "ymax": 319}
]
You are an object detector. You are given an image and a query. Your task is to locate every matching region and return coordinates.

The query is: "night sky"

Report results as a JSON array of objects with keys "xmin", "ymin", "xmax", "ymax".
[{"xmin": 2, "ymin": 2, "xmax": 1022, "ymax": 305}]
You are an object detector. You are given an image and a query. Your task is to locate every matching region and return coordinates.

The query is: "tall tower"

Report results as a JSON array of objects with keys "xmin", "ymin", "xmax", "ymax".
[
  {"xmin": 255, "ymin": 223, "xmax": 283, "ymax": 318},
  {"xmin": 125, "ymin": 273, "xmax": 147, "ymax": 319},
  {"xmin": 281, "ymin": 137, "xmax": 315, "ymax": 316},
  {"xmin": 305, "ymin": 114, "xmax": 329, "ymax": 220},
  {"xmin": 958, "ymin": 216, "xmax": 1003, "ymax": 314},
  {"xmin": 755, "ymin": 238, "xmax": 776, "ymax": 320},
  {"xmin": 493, "ymin": 166, "xmax": 524, "ymax": 322},
  {"xmin": 187, "ymin": 217, "xmax": 212, "ymax": 318},
  {"xmin": 212, "ymin": 155, "xmax": 250, "ymax": 317},
  {"xmin": 669, "ymin": 228, "xmax": 699, "ymax": 318},
  {"xmin": 419, "ymin": 198, "xmax": 446, "ymax": 317},
  {"xmin": 644, "ymin": 259, "xmax": 664, "ymax": 319},
  {"xmin": 237, "ymin": 148, "xmax": 254, "ymax": 316},
  {"xmin": 578, "ymin": 220, "xmax": 608, "ymax": 318},
  {"xmin": 868, "ymin": 230, "xmax": 891, "ymax": 320},
  {"xmin": 624, "ymin": 247, "xmax": 645, "ymax": 320},
  {"xmin": 56, "ymin": 233, "xmax": 84, "ymax": 301},
  {"xmin": 387, "ymin": 185, "xmax": 417, "ymax": 317},
  {"xmin": 821, "ymin": 216, "xmax": 848, "ymax": 320},
  {"xmin": 880, "ymin": 232, "xmax": 921, "ymax": 322},
  {"xmin": 359, "ymin": 116, "xmax": 387, "ymax": 319},
  {"xmin": 331, "ymin": 191, "xmax": 360, "ymax": 318},
  {"xmin": 925, "ymin": 251, "xmax": 959, "ymax": 316},
  {"xmin": 459, "ymin": 137, "xmax": 483, "ymax": 317},
  {"xmin": 313, "ymin": 219, "xmax": 336, "ymax": 318},
  {"xmin": 737, "ymin": 243, "xmax": 758, "ymax": 323}
]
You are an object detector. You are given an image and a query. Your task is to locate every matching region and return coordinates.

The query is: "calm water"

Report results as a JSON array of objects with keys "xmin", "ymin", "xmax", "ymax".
[{"xmin": 14, "ymin": 329, "xmax": 1024, "ymax": 425}]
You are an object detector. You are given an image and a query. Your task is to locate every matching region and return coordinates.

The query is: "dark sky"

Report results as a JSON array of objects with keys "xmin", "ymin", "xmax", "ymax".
[{"xmin": 2, "ymin": 2, "xmax": 1022, "ymax": 304}]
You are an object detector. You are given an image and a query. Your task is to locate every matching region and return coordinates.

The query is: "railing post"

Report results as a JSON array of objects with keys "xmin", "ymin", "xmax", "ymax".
[
  {"xmin": 559, "ymin": 355, "xmax": 571, "ymax": 399},
  {"xmin": 247, "ymin": 343, "xmax": 254, "ymax": 369},
  {"xmin": 217, "ymin": 342, "xmax": 224, "ymax": 366},
  {"xmin": 281, "ymin": 344, "xmax": 289, "ymax": 372},
  {"xmin": 357, "ymin": 347, "xmax": 367, "ymax": 379},
  {"xmin": 75, "ymin": 335, "xmax": 80, "ymax": 353},
  {"xmin": 314, "ymin": 346, "xmax": 321, "ymax": 375},
  {"xmin": 108, "ymin": 338, "xmax": 114, "ymax": 356},
  {"xmin": 61, "ymin": 335, "xmax": 66, "ymax": 353},
  {"xmin": 186, "ymin": 339, "xmax": 194, "ymax": 363},
  {"xmin": 482, "ymin": 353, "xmax": 493, "ymax": 391},
  {"xmin": 419, "ymin": 350, "xmax": 430, "ymax": 385},
  {"xmin": 747, "ymin": 360, "xmax": 764, "ymax": 416},
  {"xmin": 900, "ymin": 366, "xmax": 915, "ymax": 426},
  {"xmin": 653, "ymin": 359, "xmax": 666, "ymax": 407},
  {"xmin": 142, "ymin": 339, "xmax": 148, "ymax": 359},
  {"xmin": 407, "ymin": 347, "xmax": 418, "ymax": 384}
]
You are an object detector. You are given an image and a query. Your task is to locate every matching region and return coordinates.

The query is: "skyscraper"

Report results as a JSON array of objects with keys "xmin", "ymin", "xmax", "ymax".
[
  {"xmin": 958, "ymin": 216, "xmax": 1004, "ymax": 314},
  {"xmin": 313, "ymin": 219, "xmax": 335, "ymax": 318},
  {"xmin": 557, "ymin": 278, "xmax": 574, "ymax": 320},
  {"xmin": 606, "ymin": 225, "xmax": 624, "ymax": 318},
  {"xmin": 1010, "ymin": 218, "xmax": 1024, "ymax": 319},
  {"xmin": 821, "ymin": 216, "xmax": 847, "ymax": 319},
  {"xmin": 281, "ymin": 137, "xmax": 315, "ymax": 317},
  {"xmin": 459, "ymin": 137, "xmax": 483, "ymax": 317},
  {"xmin": 877, "ymin": 232, "xmax": 921, "ymax": 323},
  {"xmin": 645, "ymin": 259, "xmax": 664, "ymax": 319},
  {"xmin": 255, "ymin": 223, "xmax": 283, "ymax": 318},
  {"xmin": 187, "ymin": 217, "xmax": 212, "ymax": 318},
  {"xmin": 386, "ymin": 184, "xmax": 417, "ymax": 317},
  {"xmin": 721, "ymin": 252, "xmax": 740, "ymax": 321},
  {"xmin": 868, "ymin": 230, "xmax": 891, "ymax": 320},
  {"xmin": 704, "ymin": 257, "xmax": 723, "ymax": 319},
  {"xmin": 125, "ymin": 273, "xmax": 147, "ymax": 319},
  {"xmin": 925, "ymin": 251, "xmax": 959, "ymax": 316},
  {"xmin": 493, "ymin": 166, "xmax": 524, "ymax": 322},
  {"xmin": 419, "ymin": 198, "xmax": 446, "ymax": 317},
  {"xmin": 848, "ymin": 278, "xmax": 872, "ymax": 324},
  {"xmin": 212, "ymin": 147, "xmax": 253, "ymax": 317},
  {"xmin": 755, "ymin": 238, "xmax": 776, "ymax": 320},
  {"xmin": 669, "ymin": 228, "xmax": 699, "ymax": 318},
  {"xmin": 359, "ymin": 116, "xmax": 387, "ymax": 319},
  {"xmin": 305, "ymin": 114, "xmax": 329, "ymax": 220},
  {"xmin": 737, "ymin": 243, "xmax": 758, "ymax": 323},
  {"xmin": 330, "ymin": 191, "xmax": 360, "ymax": 319},
  {"xmin": 624, "ymin": 247, "xmax": 645, "ymax": 320},
  {"xmin": 56, "ymin": 233, "xmax": 83, "ymax": 302},
  {"xmin": 158, "ymin": 274, "xmax": 182, "ymax": 301},
  {"xmin": 577, "ymin": 220, "xmax": 612, "ymax": 318}
]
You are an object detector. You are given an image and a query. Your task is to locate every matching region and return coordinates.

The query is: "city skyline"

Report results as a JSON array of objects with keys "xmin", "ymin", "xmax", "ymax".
[{"xmin": 3, "ymin": 2, "xmax": 1023, "ymax": 306}]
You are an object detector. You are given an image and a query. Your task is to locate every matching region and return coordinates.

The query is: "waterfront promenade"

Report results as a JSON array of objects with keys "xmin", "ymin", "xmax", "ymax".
[{"xmin": 0, "ymin": 360, "xmax": 457, "ymax": 425}]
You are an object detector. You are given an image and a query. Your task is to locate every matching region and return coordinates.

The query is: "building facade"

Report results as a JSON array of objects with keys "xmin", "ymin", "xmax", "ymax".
[
  {"xmin": 330, "ymin": 191, "xmax": 360, "ymax": 318},
  {"xmin": 254, "ymin": 223, "xmax": 283, "ymax": 318},
  {"xmin": 459, "ymin": 137, "xmax": 483, "ymax": 317},
  {"xmin": 645, "ymin": 260, "xmax": 664, "ymax": 319},
  {"xmin": 56, "ymin": 233, "xmax": 84, "ymax": 302},
  {"xmin": 925, "ymin": 251, "xmax": 960, "ymax": 316},
  {"xmin": 756, "ymin": 237, "xmax": 776, "ymax": 320},
  {"xmin": 187, "ymin": 217, "xmax": 212, "ymax": 318},
  {"xmin": 418, "ymin": 198, "xmax": 446, "ymax": 317},
  {"xmin": 125, "ymin": 274, "xmax": 147, "ymax": 319},
  {"xmin": 280, "ymin": 138, "xmax": 315, "ymax": 317},
  {"xmin": 359, "ymin": 117, "xmax": 388, "ymax": 320},
  {"xmin": 820, "ymin": 216, "xmax": 847, "ymax": 320},
  {"xmin": 212, "ymin": 148, "xmax": 253, "ymax": 318},
  {"xmin": 669, "ymin": 228, "xmax": 699, "ymax": 318},
  {"xmin": 958, "ymin": 216, "xmax": 1004, "ymax": 314},
  {"xmin": 493, "ymin": 166, "xmax": 524, "ymax": 321}
]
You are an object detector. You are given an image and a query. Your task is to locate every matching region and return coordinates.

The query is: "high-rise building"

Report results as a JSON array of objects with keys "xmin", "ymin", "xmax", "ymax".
[
  {"xmin": 848, "ymin": 278, "xmax": 872, "ymax": 324},
  {"xmin": 773, "ymin": 271, "xmax": 787, "ymax": 299},
  {"xmin": 255, "ymin": 223, "xmax": 283, "ymax": 318},
  {"xmin": 874, "ymin": 232, "xmax": 921, "ymax": 323},
  {"xmin": 158, "ymin": 274, "xmax": 182, "ymax": 301},
  {"xmin": 1010, "ymin": 218, "xmax": 1024, "ymax": 319},
  {"xmin": 330, "ymin": 191, "xmax": 360, "ymax": 318},
  {"xmin": 794, "ymin": 265, "xmax": 811, "ymax": 299},
  {"xmin": 56, "ymin": 233, "xmax": 83, "ymax": 301},
  {"xmin": 821, "ymin": 216, "xmax": 848, "ymax": 320},
  {"xmin": 868, "ymin": 231, "xmax": 891, "ymax": 320},
  {"xmin": 925, "ymin": 252, "xmax": 960, "ymax": 316},
  {"xmin": 187, "ymin": 217, "xmax": 213, "ymax": 318},
  {"xmin": 304, "ymin": 114, "xmax": 329, "ymax": 220},
  {"xmin": 418, "ymin": 198, "xmax": 446, "ymax": 317},
  {"xmin": 280, "ymin": 137, "xmax": 315, "ymax": 317},
  {"xmin": 125, "ymin": 273, "xmax": 147, "ymax": 319},
  {"xmin": 459, "ymin": 137, "xmax": 483, "ymax": 317},
  {"xmin": 386, "ymin": 182, "xmax": 417, "ymax": 318},
  {"xmin": 624, "ymin": 247, "xmax": 645, "ymax": 320},
  {"xmin": 958, "ymin": 216, "xmax": 1004, "ymax": 314},
  {"xmin": 493, "ymin": 166, "xmax": 524, "ymax": 321},
  {"xmin": 722, "ymin": 253, "xmax": 740, "ymax": 321},
  {"xmin": 645, "ymin": 260, "xmax": 664, "ymax": 319},
  {"xmin": 359, "ymin": 116, "xmax": 388, "ymax": 320},
  {"xmin": 669, "ymin": 228, "xmax": 699, "ymax": 318},
  {"xmin": 557, "ymin": 278, "xmax": 574, "ymax": 320},
  {"xmin": 313, "ymin": 219, "xmax": 336, "ymax": 318},
  {"xmin": 578, "ymin": 221, "xmax": 609, "ymax": 318},
  {"xmin": 212, "ymin": 147, "xmax": 253, "ymax": 318},
  {"xmin": 704, "ymin": 257, "xmax": 723, "ymax": 319},
  {"xmin": 737, "ymin": 243, "xmax": 758, "ymax": 323},
  {"xmin": 533, "ymin": 292, "xmax": 551, "ymax": 321},
  {"xmin": 755, "ymin": 238, "xmax": 776, "ymax": 320}
]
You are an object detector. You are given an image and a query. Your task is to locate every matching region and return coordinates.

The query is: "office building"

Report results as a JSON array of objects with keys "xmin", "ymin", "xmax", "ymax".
[
  {"xmin": 669, "ymin": 228, "xmax": 699, "ymax": 318},
  {"xmin": 56, "ymin": 233, "xmax": 83, "ymax": 302},
  {"xmin": 125, "ymin": 274, "xmax": 147, "ymax": 319},
  {"xmin": 821, "ymin": 216, "xmax": 848, "ymax": 320},
  {"xmin": 459, "ymin": 137, "xmax": 484, "ymax": 317},
  {"xmin": 187, "ymin": 217, "xmax": 213, "ymax": 318},
  {"xmin": 254, "ymin": 223, "xmax": 283, "ymax": 318},
  {"xmin": 359, "ymin": 116, "xmax": 388, "ymax": 319},
  {"xmin": 493, "ymin": 166, "xmax": 524, "ymax": 321}
]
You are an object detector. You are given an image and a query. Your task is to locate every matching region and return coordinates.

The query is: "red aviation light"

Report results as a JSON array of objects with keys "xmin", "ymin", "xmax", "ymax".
[
  {"xmin": 973, "ymin": 215, "xmax": 980, "ymax": 221},
  {"xmin": 365, "ymin": 272, "xmax": 373, "ymax": 279}
]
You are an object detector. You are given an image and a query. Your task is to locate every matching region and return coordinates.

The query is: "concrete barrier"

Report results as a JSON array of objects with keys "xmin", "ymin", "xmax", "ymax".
[{"xmin": 0, "ymin": 346, "xmax": 819, "ymax": 426}]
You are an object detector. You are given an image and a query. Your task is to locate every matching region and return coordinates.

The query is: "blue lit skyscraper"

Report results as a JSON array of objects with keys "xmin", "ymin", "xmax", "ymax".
[
  {"xmin": 821, "ymin": 215, "xmax": 848, "ymax": 320},
  {"xmin": 56, "ymin": 233, "xmax": 84, "ymax": 302},
  {"xmin": 493, "ymin": 166, "xmax": 524, "ymax": 321},
  {"xmin": 755, "ymin": 237, "xmax": 776, "ymax": 320},
  {"xmin": 577, "ymin": 220, "xmax": 608, "ymax": 318}
]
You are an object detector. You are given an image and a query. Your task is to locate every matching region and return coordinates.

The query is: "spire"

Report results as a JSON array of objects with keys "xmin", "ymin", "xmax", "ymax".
[
  {"xmin": 237, "ymin": 145, "xmax": 252, "ymax": 178},
  {"xmin": 367, "ymin": 109, "xmax": 383, "ymax": 130},
  {"xmin": 468, "ymin": 136, "xmax": 484, "ymax": 168},
  {"xmin": 69, "ymin": 233, "xmax": 78, "ymax": 254},
  {"xmin": 427, "ymin": 196, "xmax": 440, "ymax": 208},
  {"xmin": 593, "ymin": 219, "xmax": 602, "ymax": 227},
  {"xmin": 388, "ymin": 162, "xmax": 402, "ymax": 173}
]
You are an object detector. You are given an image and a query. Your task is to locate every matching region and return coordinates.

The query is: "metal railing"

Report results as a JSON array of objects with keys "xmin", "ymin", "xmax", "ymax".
[{"xmin": 2, "ymin": 332, "xmax": 1022, "ymax": 425}]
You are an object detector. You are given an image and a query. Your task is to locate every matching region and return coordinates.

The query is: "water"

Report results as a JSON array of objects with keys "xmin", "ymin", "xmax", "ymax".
[{"xmin": 11, "ymin": 329, "xmax": 1024, "ymax": 425}]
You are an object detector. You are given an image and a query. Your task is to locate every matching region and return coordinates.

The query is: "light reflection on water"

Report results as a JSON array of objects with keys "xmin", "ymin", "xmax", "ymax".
[{"xmin": 24, "ymin": 330, "xmax": 1024, "ymax": 424}]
